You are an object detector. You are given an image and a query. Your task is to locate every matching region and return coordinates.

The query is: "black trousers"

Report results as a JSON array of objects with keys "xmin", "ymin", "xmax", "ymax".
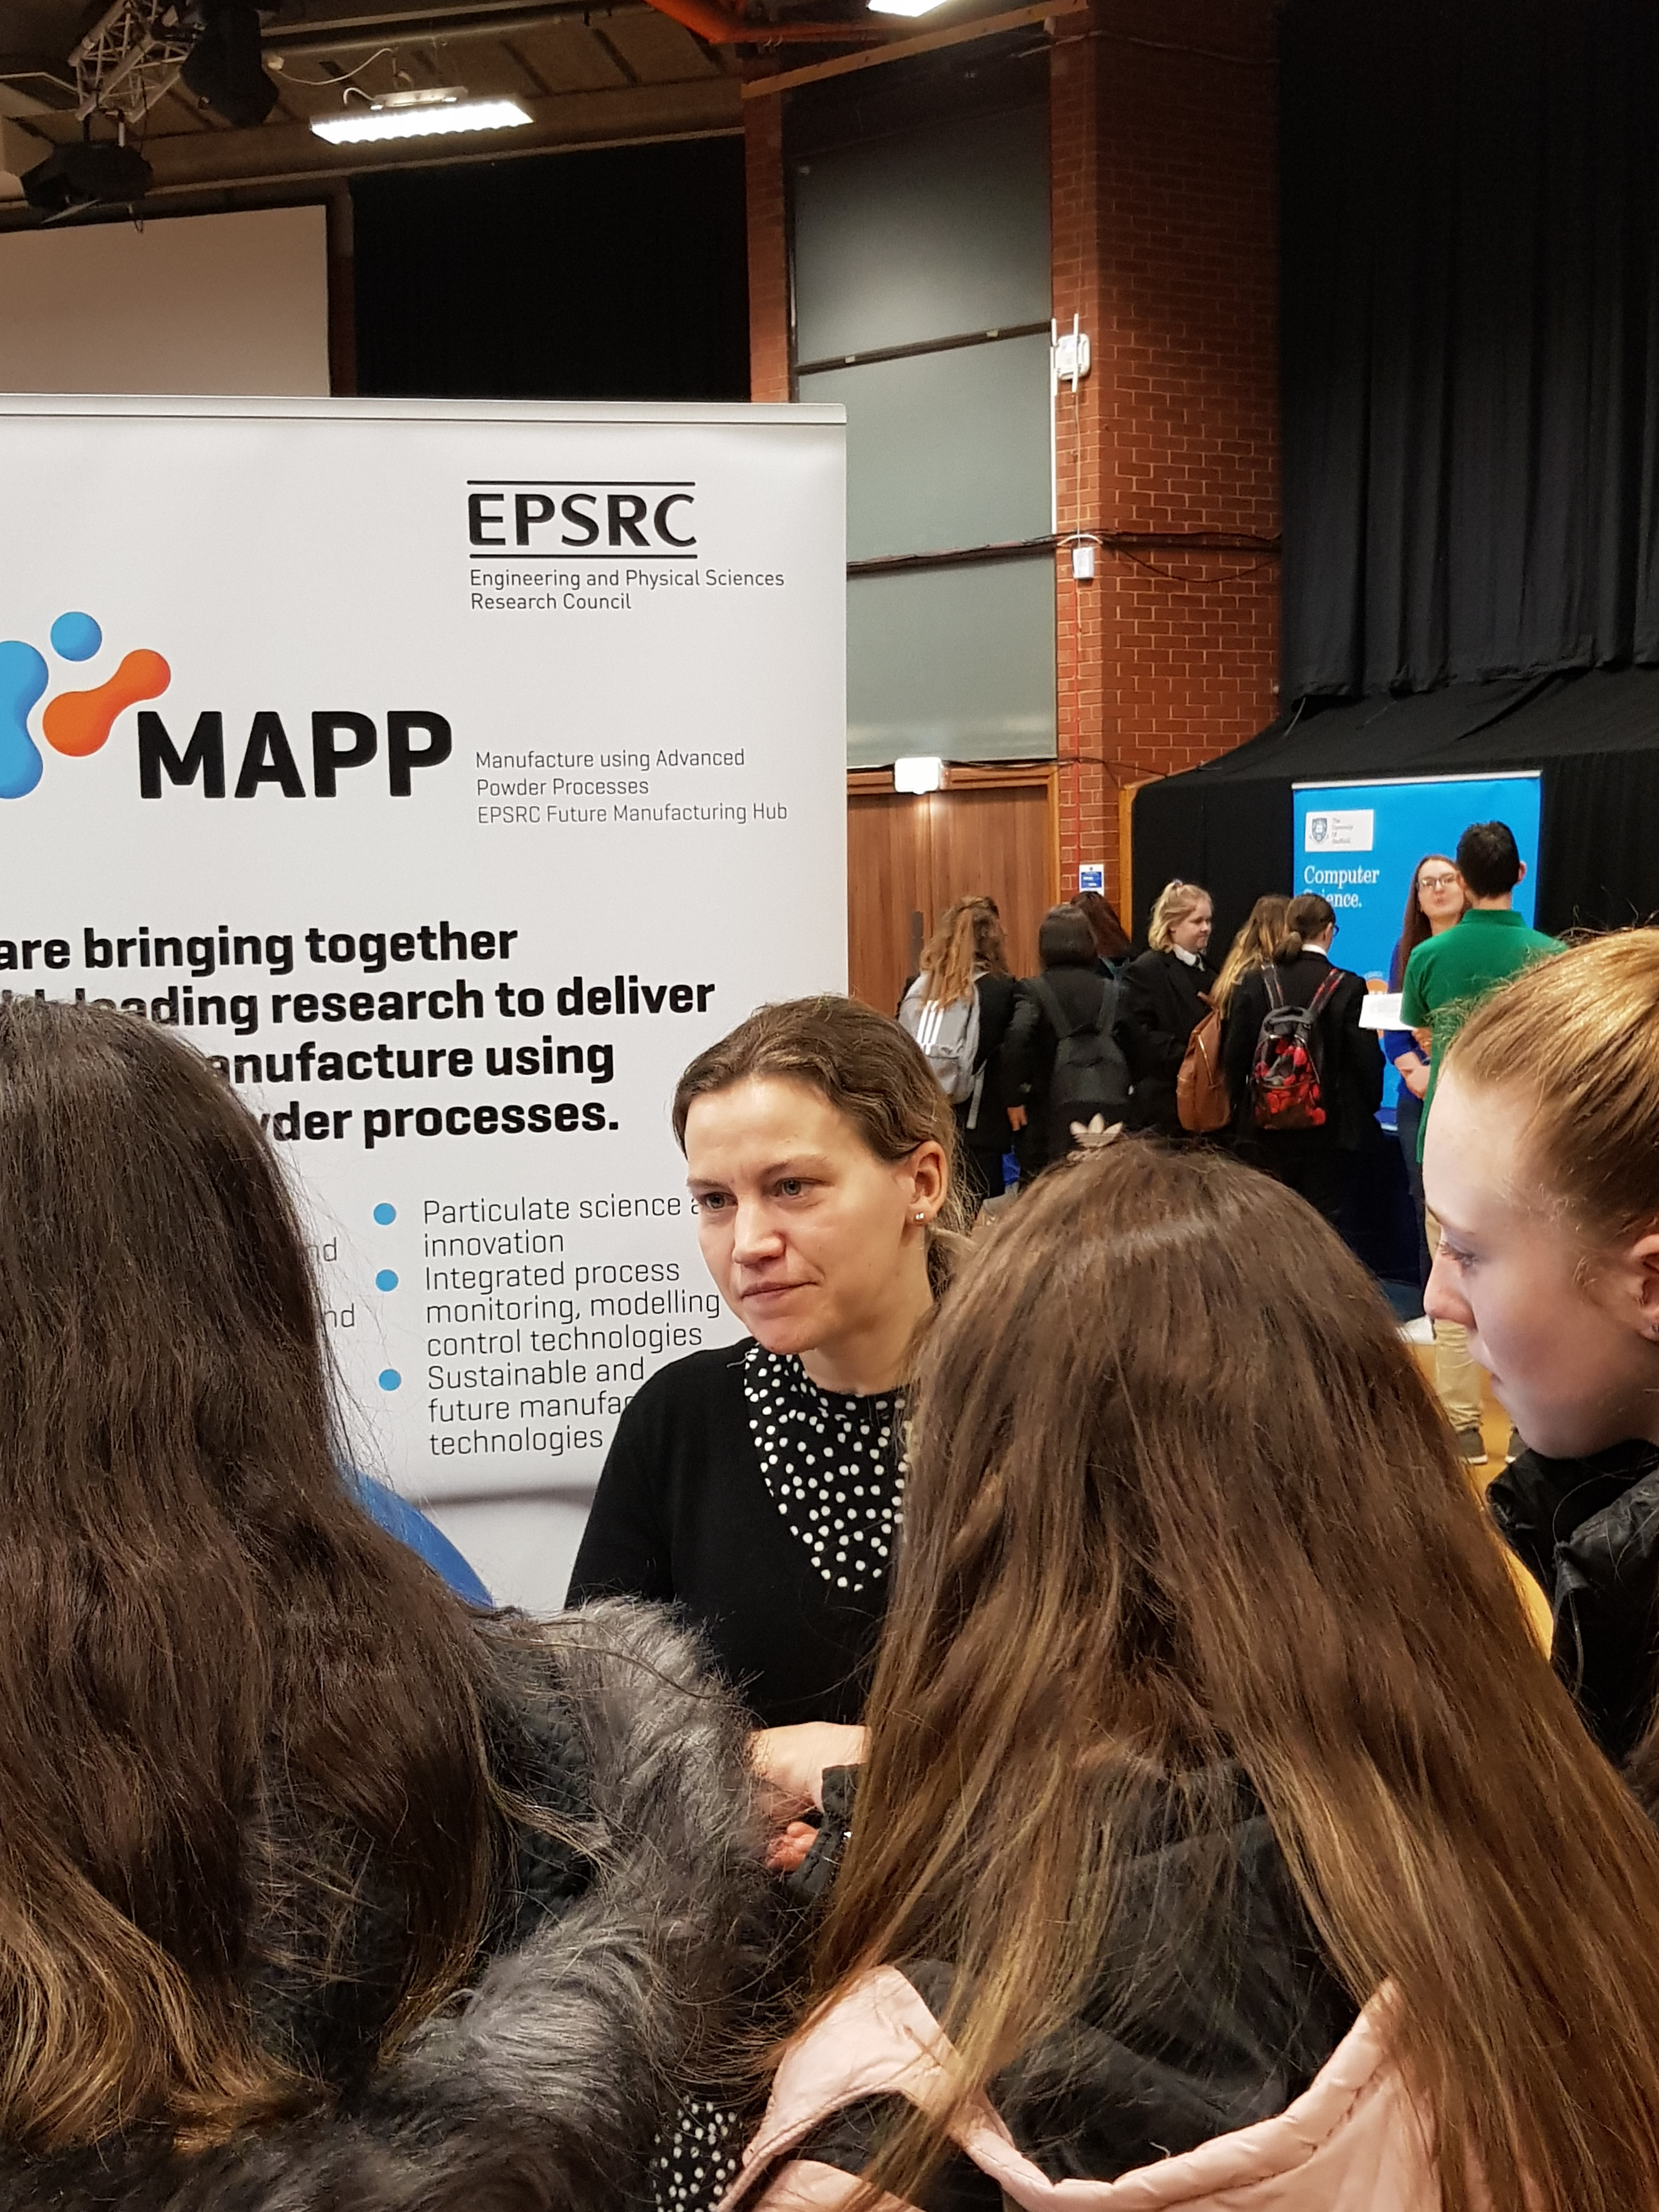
[
  {"xmin": 1394, "ymin": 1086, "xmax": 1433, "ymax": 1290},
  {"xmin": 1257, "ymin": 1132, "xmax": 1345, "ymax": 1232},
  {"xmin": 957, "ymin": 1141, "xmax": 1010, "ymax": 1215}
]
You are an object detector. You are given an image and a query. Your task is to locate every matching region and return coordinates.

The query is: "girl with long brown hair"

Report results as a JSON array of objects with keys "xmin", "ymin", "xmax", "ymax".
[
  {"xmin": 1070, "ymin": 888, "xmax": 1133, "ymax": 973},
  {"xmin": 1207, "ymin": 891, "xmax": 1289, "ymax": 1016},
  {"xmin": 899, "ymin": 897, "xmax": 1017, "ymax": 1211},
  {"xmin": 0, "ymin": 997, "xmax": 761, "ymax": 2212},
  {"xmin": 724, "ymin": 1139, "xmax": 1659, "ymax": 2212}
]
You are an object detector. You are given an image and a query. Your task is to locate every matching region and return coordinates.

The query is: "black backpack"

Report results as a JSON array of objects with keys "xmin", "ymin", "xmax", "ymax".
[
  {"xmin": 1249, "ymin": 964, "xmax": 1343, "ymax": 1132},
  {"xmin": 1030, "ymin": 974, "xmax": 1131, "ymax": 1152}
]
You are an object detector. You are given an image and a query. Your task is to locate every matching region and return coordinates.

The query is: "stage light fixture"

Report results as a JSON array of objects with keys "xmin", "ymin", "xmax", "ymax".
[
  {"xmin": 311, "ymin": 91, "xmax": 531, "ymax": 145},
  {"xmin": 181, "ymin": 0, "xmax": 279, "ymax": 128},
  {"xmin": 868, "ymin": 0, "xmax": 952, "ymax": 16},
  {"xmin": 894, "ymin": 755, "xmax": 946, "ymax": 793},
  {"xmin": 21, "ymin": 140, "xmax": 153, "ymax": 217}
]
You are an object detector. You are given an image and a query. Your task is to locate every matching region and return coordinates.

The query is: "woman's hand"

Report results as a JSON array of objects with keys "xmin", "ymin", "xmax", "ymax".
[
  {"xmin": 766, "ymin": 1820, "xmax": 821, "ymax": 1875},
  {"xmin": 1392, "ymin": 1049, "xmax": 1430, "ymax": 1101},
  {"xmin": 1007, "ymin": 1104, "xmax": 1028, "ymax": 1132},
  {"xmin": 749, "ymin": 1722, "xmax": 867, "ymax": 1824}
]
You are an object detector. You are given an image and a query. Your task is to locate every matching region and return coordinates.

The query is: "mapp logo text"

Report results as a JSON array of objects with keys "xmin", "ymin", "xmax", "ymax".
[
  {"xmin": 139, "ymin": 710, "xmax": 452, "ymax": 799},
  {"xmin": 467, "ymin": 480, "xmax": 696, "ymax": 556}
]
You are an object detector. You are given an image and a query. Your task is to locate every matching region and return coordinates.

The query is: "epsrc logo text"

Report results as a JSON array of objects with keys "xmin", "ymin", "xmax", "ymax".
[{"xmin": 467, "ymin": 482, "xmax": 696, "ymax": 554}]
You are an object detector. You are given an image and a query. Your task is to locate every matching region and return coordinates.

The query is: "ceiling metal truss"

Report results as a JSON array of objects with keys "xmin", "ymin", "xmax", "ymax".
[{"xmin": 72, "ymin": 0, "xmax": 195, "ymax": 124}]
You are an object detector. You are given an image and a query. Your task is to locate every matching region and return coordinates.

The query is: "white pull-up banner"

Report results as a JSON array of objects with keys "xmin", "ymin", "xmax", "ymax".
[{"xmin": 0, "ymin": 394, "xmax": 847, "ymax": 1503}]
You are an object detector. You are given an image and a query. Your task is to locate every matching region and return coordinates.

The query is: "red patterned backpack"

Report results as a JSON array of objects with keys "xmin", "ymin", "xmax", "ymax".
[{"xmin": 1249, "ymin": 966, "xmax": 1342, "ymax": 1131}]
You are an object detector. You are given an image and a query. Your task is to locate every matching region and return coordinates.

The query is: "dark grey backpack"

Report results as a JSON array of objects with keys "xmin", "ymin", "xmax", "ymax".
[{"xmin": 1030, "ymin": 974, "xmax": 1131, "ymax": 1152}]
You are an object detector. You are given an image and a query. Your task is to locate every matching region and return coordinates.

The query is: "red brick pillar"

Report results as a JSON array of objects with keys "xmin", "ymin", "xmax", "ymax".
[
  {"xmin": 745, "ymin": 97, "xmax": 791, "ymax": 403},
  {"xmin": 1051, "ymin": 22, "xmax": 1105, "ymax": 901},
  {"xmin": 1053, "ymin": 0, "xmax": 1281, "ymax": 917}
]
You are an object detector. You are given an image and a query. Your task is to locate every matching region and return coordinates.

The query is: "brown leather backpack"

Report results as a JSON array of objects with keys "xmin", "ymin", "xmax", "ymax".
[{"xmin": 1176, "ymin": 993, "xmax": 1231, "ymax": 1133}]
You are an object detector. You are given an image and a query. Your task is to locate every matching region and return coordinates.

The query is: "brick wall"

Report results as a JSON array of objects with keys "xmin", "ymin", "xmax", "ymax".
[
  {"xmin": 744, "ymin": 97, "xmax": 791, "ymax": 403},
  {"xmin": 1053, "ymin": 0, "xmax": 1281, "ymax": 909},
  {"xmin": 744, "ymin": 8, "xmax": 1279, "ymax": 915}
]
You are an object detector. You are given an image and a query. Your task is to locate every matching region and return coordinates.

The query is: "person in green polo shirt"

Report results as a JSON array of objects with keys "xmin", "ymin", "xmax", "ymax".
[{"xmin": 1401, "ymin": 819, "xmax": 1562, "ymax": 1464}]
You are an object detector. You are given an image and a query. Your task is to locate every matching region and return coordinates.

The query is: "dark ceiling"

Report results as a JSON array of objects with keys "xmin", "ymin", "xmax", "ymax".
[{"xmin": 0, "ymin": 0, "xmax": 1011, "ymax": 214}]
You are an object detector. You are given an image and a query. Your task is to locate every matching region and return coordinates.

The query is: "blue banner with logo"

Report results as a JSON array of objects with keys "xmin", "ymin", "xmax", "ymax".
[{"xmin": 1291, "ymin": 772, "xmax": 1542, "ymax": 1118}]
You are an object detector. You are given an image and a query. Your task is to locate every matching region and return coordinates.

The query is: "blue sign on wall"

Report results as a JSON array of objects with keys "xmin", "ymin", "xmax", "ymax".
[{"xmin": 1291, "ymin": 772, "xmax": 1543, "ymax": 1116}]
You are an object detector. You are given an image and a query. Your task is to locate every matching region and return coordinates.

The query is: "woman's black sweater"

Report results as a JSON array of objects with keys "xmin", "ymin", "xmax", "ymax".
[{"xmin": 567, "ymin": 1342, "xmax": 890, "ymax": 1726}]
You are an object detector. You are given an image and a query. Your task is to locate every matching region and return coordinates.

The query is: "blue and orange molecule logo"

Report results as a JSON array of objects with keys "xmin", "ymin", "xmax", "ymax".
[{"xmin": 0, "ymin": 612, "xmax": 171, "ymax": 800}]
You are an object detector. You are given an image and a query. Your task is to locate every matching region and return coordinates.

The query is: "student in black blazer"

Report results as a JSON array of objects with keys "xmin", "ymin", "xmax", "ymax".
[
  {"xmin": 1220, "ymin": 892, "xmax": 1384, "ymax": 1230},
  {"xmin": 1115, "ymin": 881, "xmax": 1216, "ymax": 1135}
]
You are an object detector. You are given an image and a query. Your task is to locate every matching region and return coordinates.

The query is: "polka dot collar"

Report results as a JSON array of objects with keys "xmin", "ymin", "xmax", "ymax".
[{"xmin": 742, "ymin": 1342, "xmax": 905, "ymax": 1593}]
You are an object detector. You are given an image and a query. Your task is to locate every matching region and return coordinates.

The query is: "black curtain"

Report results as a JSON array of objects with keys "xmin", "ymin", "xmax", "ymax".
[
  {"xmin": 353, "ymin": 141, "xmax": 749, "ymax": 403},
  {"xmin": 1280, "ymin": 0, "xmax": 1659, "ymax": 699},
  {"xmin": 1131, "ymin": 667, "xmax": 1659, "ymax": 949}
]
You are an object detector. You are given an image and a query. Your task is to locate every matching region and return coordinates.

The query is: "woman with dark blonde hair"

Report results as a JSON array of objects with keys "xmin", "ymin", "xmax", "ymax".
[
  {"xmin": 0, "ymin": 998, "xmax": 763, "ymax": 2212},
  {"xmin": 725, "ymin": 1141, "xmax": 1659, "ymax": 2212},
  {"xmin": 571, "ymin": 997, "xmax": 963, "ymax": 1730},
  {"xmin": 899, "ymin": 896, "xmax": 1017, "ymax": 1212},
  {"xmin": 1208, "ymin": 891, "xmax": 1289, "ymax": 1017}
]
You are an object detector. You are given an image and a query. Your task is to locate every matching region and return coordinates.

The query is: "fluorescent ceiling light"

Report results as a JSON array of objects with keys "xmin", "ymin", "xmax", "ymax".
[
  {"xmin": 312, "ymin": 97, "xmax": 531, "ymax": 145},
  {"xmin": 894, "ymin": 755, "xmax": 946, "ymax": 793},
  {"xmin": 868, "ymin": 0, "xmax": 951, "ymax": 15}
]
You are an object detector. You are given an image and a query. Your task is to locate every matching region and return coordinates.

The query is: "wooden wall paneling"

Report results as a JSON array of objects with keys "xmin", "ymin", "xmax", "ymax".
[
  {"xmin": 926, "ymin": 780, "xmax": 1055, "ymax": 979},
  {"xmin": 848, "ymin": 788, "xmax": 930, "ymax": 1014},
  {"xmin": 1119, "ymin": 778, "xmax": 1154, "ymax": 936},
  {"xmin": 847, "ymin": 766, "xmax": 1060, "ymax": 1009}
]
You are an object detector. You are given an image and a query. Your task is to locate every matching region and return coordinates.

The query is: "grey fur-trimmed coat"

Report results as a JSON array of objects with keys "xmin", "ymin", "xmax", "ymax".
[{"xmin": 0, "ymin": 1601, "xmax": 768, "ymax": 2212}]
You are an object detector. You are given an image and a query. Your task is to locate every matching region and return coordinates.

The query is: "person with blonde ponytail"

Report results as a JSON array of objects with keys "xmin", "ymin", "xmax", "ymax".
[
  {"xmin": 721, "ymin": 1141, "xmax": 1659, "ymax": 2212},
  {"xmin": 1425, "ymin": 929, "xmax": 1659, "ymax": 1803}
]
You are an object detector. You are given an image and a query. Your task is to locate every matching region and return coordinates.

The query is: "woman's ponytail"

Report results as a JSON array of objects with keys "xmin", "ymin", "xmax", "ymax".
[{"xmin": 1272, "ymin": 892, "xmax": 1336, "ymax": 962}]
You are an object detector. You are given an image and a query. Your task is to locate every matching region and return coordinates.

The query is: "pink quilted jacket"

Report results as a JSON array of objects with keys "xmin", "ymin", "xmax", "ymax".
[{"xmin": 718, "ymin": 1966, "xmax": 1441, "ymax": 2212}]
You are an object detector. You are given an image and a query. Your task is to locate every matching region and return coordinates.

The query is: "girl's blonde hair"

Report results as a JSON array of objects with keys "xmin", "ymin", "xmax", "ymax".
[
  {"xmin": 1445, "ymin": 930, "xmax": 1649, "ymax": 1244},
  {"xmin": 1210, "ymin": 894, "xmax": 1290, "ymax": 1015},
  {"xmin": 916, "ymin": 898, "xmax": 1007, "ymax": 1009},
  {"xmin": 1147, "ymin": 879, "xmax": 1211, "ymax": 952}
]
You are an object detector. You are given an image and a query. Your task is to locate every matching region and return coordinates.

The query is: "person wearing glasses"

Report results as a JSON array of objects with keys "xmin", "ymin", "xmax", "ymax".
[
  {"xmin": 1384, "ymin": 856, "xmax": 1468, "ymax": 1257},
  {"xmin": 1383, "ymin": 855, "xmax": 1474, "ymax": 1436},
  {"xmin": 1220, "ymin": 891, "xmax": 1383, "ymax": 1232}
]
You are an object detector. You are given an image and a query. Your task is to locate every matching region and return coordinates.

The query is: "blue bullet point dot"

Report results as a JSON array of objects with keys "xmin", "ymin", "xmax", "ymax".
[
  {"xmin": 373, "ymin": 1202, "xmax": 396, "ymax": 1224},
  {"xmin": 376, "ymin": 1268, "xmax": 399, "ymax": 1291},
  {"xmin": 378, "ymin": 1368, "xmax": 402, "ymax": 1391}
]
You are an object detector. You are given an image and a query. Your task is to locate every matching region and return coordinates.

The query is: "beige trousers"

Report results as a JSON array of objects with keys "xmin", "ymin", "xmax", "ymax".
[{"xmin": 1424, "ymin": 1209, "xmax": 1485, "ymax": 1433}]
